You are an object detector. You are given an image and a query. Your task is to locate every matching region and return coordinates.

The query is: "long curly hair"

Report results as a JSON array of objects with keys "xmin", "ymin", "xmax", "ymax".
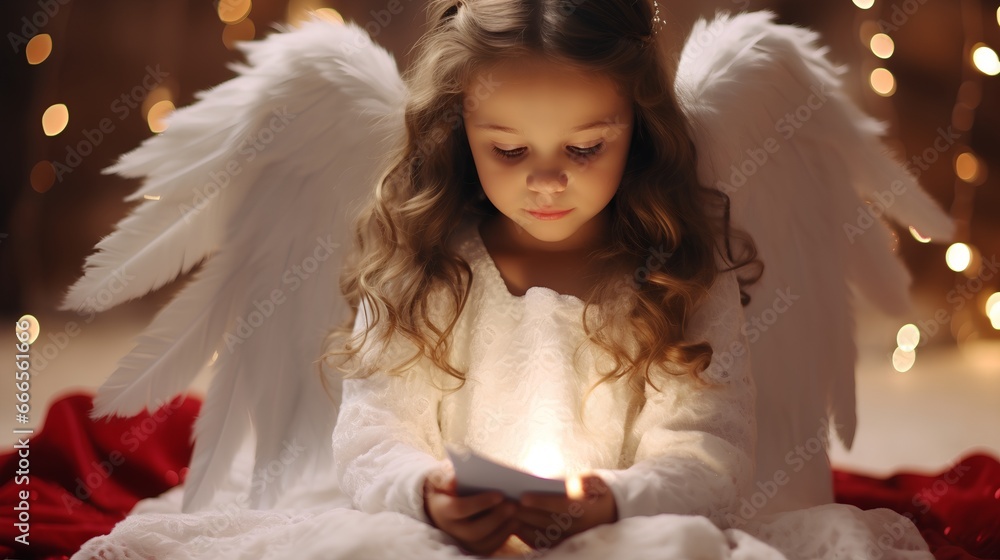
[{"xmin": 320, "ymin": 0, "xmax": 762, "ymax": 404}]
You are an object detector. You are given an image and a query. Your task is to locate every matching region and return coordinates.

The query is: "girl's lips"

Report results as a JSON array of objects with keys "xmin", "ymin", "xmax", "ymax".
[{"xmin": 527, "ymin": 209, "xmax": 573, "ymax": 220}]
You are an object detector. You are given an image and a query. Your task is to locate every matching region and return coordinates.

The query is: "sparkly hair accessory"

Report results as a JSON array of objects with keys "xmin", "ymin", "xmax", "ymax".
[{"xmin": 651, "ymin": 0, "xmax": 663, "ymax": 35}]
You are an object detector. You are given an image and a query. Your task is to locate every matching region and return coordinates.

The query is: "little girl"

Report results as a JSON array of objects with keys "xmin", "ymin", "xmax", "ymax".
[
  {"xmin": 66, "ymin": 0, "xmax": 941, "ymax": 558},
  {"xmin": 324, "ymin": 1, "xmax": 931, "ymax": 558}
]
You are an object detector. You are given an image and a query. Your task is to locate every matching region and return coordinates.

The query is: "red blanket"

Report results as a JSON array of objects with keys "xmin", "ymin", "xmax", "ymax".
[{"xmin": 2, "ymin": 393, "xmax": 998, "ymax": 559}]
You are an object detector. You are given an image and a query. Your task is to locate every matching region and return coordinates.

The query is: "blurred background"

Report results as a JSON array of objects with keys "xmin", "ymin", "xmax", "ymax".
[{"xmin": 0, "ymin": 0, "xmax": 998, "ymax": 475}]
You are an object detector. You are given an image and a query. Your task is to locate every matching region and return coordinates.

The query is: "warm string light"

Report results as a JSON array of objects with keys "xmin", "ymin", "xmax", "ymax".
[
  {"xmin": 220, "ymin": 0, "xmax": 256, "ymax": 50},
  {"xmin": 853, "ymin": 0, "xmax": 999, "ymax": 370}
]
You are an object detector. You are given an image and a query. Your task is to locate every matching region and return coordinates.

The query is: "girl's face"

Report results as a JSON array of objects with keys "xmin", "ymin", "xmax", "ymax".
[{"xmin": 463, "ymin": 60, "xmax": 634, "ymax": 250}]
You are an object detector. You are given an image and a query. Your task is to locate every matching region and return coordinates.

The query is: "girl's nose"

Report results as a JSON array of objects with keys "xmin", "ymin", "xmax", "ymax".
[{"xmin": 527, "ymin": 170, "xmax": 568, "ymax": 194}]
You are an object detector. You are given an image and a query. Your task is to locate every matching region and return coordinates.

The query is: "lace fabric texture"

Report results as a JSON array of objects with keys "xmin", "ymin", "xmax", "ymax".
[{"xmin": 72, "ymin": 216, "xmax": 932, "ymax": 560}]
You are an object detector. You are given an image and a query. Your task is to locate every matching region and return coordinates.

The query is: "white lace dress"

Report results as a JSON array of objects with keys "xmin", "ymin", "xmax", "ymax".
[{"xmin": 72, "ymin": 216, "xmax": 934, "ymax": 560}]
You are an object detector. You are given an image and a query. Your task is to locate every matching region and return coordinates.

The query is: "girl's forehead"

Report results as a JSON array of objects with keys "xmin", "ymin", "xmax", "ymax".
[
  {"xmin": 464, "ymin": 61, "xmax": 629, "ymax": 121},
  {"xmin": 470, "ymin": 58, "xmax": 612, "ymax": 91}
]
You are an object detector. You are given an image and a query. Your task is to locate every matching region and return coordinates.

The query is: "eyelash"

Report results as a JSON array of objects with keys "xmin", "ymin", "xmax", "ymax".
[{"xmin": 491, "ymin": 143, "xmax": 606, "ymax": 161}]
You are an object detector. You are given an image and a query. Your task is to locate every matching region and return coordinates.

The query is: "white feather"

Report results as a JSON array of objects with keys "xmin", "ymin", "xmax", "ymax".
[
  {"xmin": 675, "ymin": 11, "xmax": 954, "ymax": 514},
  {"xmin": 60, "ymin": 15, "xmax": 408, "ymax": 512}
]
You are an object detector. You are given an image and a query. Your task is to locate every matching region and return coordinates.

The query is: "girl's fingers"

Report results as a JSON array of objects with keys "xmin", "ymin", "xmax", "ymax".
[
  {"xmin": 453, "ymin": 492, "xmax": 506, "ymax": 521},
  {"xmin": 430, "ymin": 490, "xmax": 504, "ymax": 523},
  {"xmin": 479, "ymin": 516, "xmax": 521, "ymax": 554},
  {"xmin": 519, "ymin": 492, "xmax": 570, "ymax": 513},
  {"xmin": 513, "ymin": 505, "xmax": 559, "ymax": 529},
  {"xmin": 452, "ymin": 501, "xmax": 516, "ymax": 542}
]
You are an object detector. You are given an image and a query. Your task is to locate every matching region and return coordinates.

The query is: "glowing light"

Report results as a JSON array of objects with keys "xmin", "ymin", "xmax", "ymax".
[
  {"xmin": 972, "ymin": 44, "xmax": 1000, "ymax": 76},
  {"xmin": 987, "ymin": 293, "xmax": 1000, "ymax": 316},
  {"xmin": 955, "ymin": 152, "xmax": 983, "ymax": 184},
  {"xmin": 143, "ymin": 194, "xmax": 161, "ymax": 201},
  {"xmin": 946, "ymin": 243, "xmax": 973, "ymax": 273},
  {"xmin": 565, "ymin": 474, "xmax": 584, "ymax": 500},
  {"xmin": 16, "ymin": 315, "xmax": 40, "ymax": 345},
  {"xmin": 892, "ymin": 347, "xmax": 916, "ymax": 373},
  {"xmin": 987, "ymin": 293, "xmax": 1000, "ymax": 330},
  {"xmin": 313, "ymin": 8, "xmax": 344, "ymax": 24},
  {"xmin": 209, "ymin": 351, "xmax": 220, "ymax": 365},
  {"xmin": 853, "ymin": 0, "xmax": 875, "ymax": 9},
  {"xmin": 896, "ymin": 324, "xmax": 920, "ymax": 352},
  {"xmin": 870, "ymin": 68, "xmax": 896, "ymax": 96},
  {"xmin": 30, "ymin": 161, "xmax": 56, "ymax": 193},
  {"xmin": 870, "ymin": 33, "xmax": 895, "ymax": 59},
  {"xmin": 908, "ymin": 226, "xmax": 932, "ymax": 244},
  {"xmin": 222, "ymin": 17, "xmax": 256, "ymax": 50},
  {"xmin": 218, "ymin": 0, "xmax": 252, "ymax": 24},
  {"xmin": 147, "ymin": 100, "xmax": 176, "ymax": 133},
  {"xmin": 523, "ymin": 443, "xmax": 564, "ymax": 479},
  {"xmin": 142, "ymin": 85, "xmax": 174, "ymax": 119},
  {"xmin": 26, "ymin": 34, "xmax": 52, "ymax": 65},
  {"xmin": 42, "ymin": 103, "xmax": 69, "ymax": 136}
]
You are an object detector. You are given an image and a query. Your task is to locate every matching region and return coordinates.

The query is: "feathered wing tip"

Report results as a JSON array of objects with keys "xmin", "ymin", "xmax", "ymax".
[{"xmin": 675, "ymin": 10, "xmax": 954, "ymax": 510}]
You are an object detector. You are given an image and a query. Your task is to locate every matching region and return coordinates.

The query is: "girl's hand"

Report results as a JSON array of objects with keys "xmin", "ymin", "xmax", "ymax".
[
  {"xmin": 422, "ymin": 473, "xmax": 521, "ymax": 556},
  {"xmin": 512, "ymin": 474, "xmax": 618, "ymax": 551}
]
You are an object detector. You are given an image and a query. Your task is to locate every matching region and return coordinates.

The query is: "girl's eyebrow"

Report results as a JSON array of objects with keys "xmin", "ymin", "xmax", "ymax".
[{"xmin": 472, "ymin": 118, "xmax": 626, "ymax": 134}]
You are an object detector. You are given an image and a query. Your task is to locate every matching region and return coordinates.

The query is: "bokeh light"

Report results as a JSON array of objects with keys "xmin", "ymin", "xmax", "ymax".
[
  {"xmin": 223, "ymin": 17, "xmax": 256, "ymax": 50},
  {"xmin": 955, "ymin": 151, "xmax": 983, "ymax": 184},
  {"xmin": 870, "ymin": 33, "xmax": 895, "ymax": 59},
  {"xmin": 16, "ymin": 315, "xmax": 40, "ymax": 345},
  {"xmin": 870, "ymin": 68, "xmax": 896, "ymax": 96},
  {"xmin": 30, "ymin": 161, "xmax": 56, "ymax": 193},
  {"xmin": 908, "ymin": 226, "xmax": 932, "ymax": 244},
  {"xmin": 26, "ymin": 34, "xmax": 52, "ymax": 65},
  {"xmin": 972, "ymin": 44, "xmax": 1000, "ymax": 76},
  {"xmin": 147, "ymin": 100, "xmax": 176, "ymax": 133},
  {"xmin": 897, "ymin": 324, "xmax": 920, "ymax": 352},
  {"xmin": 945, "ymin": 243, "xmax": 973, "ymax": 273},
  {"xmin": 313, "ymin": 8, "xmax": 344, "ymax": 24},
  {"xmin": 42, "ymin": 103, "xmax": 69, "ymax": 136},
  {"xmin": 987, "ymin": 293, "xmax": 1000, "ymax": 330},
  {"xmin": 218, "ymin": 0, "xmax": 252, "ymax": 24},
  {"xmin": 853, "ymin": 0, "xmax": 875, "ymax": 9},
  {"xmin": 892, "ymin": 347, "xmax": 916, "ymax": 373}
]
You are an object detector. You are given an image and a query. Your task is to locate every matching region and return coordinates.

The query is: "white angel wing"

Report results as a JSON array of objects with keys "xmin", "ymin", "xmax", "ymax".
[
  {"xmin": 674, "ymin": 11, "xmax": 954, "ymax": 514},
  {"xmin": 59, "ymin": 15, "xmax": 407, "ymax": 512}
]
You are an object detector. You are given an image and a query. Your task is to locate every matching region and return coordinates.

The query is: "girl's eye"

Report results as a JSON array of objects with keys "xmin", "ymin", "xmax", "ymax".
[
  {"xmin": 491, "ymin": 146, "xmax": 526, "ymax": 160},
  {"xmin": 490, "ymin": 142, "xmax": 606, "ymax": 161},
  {"xmin": 568, "ymin": 142, "xmax": 606, "ymax": 159}
]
